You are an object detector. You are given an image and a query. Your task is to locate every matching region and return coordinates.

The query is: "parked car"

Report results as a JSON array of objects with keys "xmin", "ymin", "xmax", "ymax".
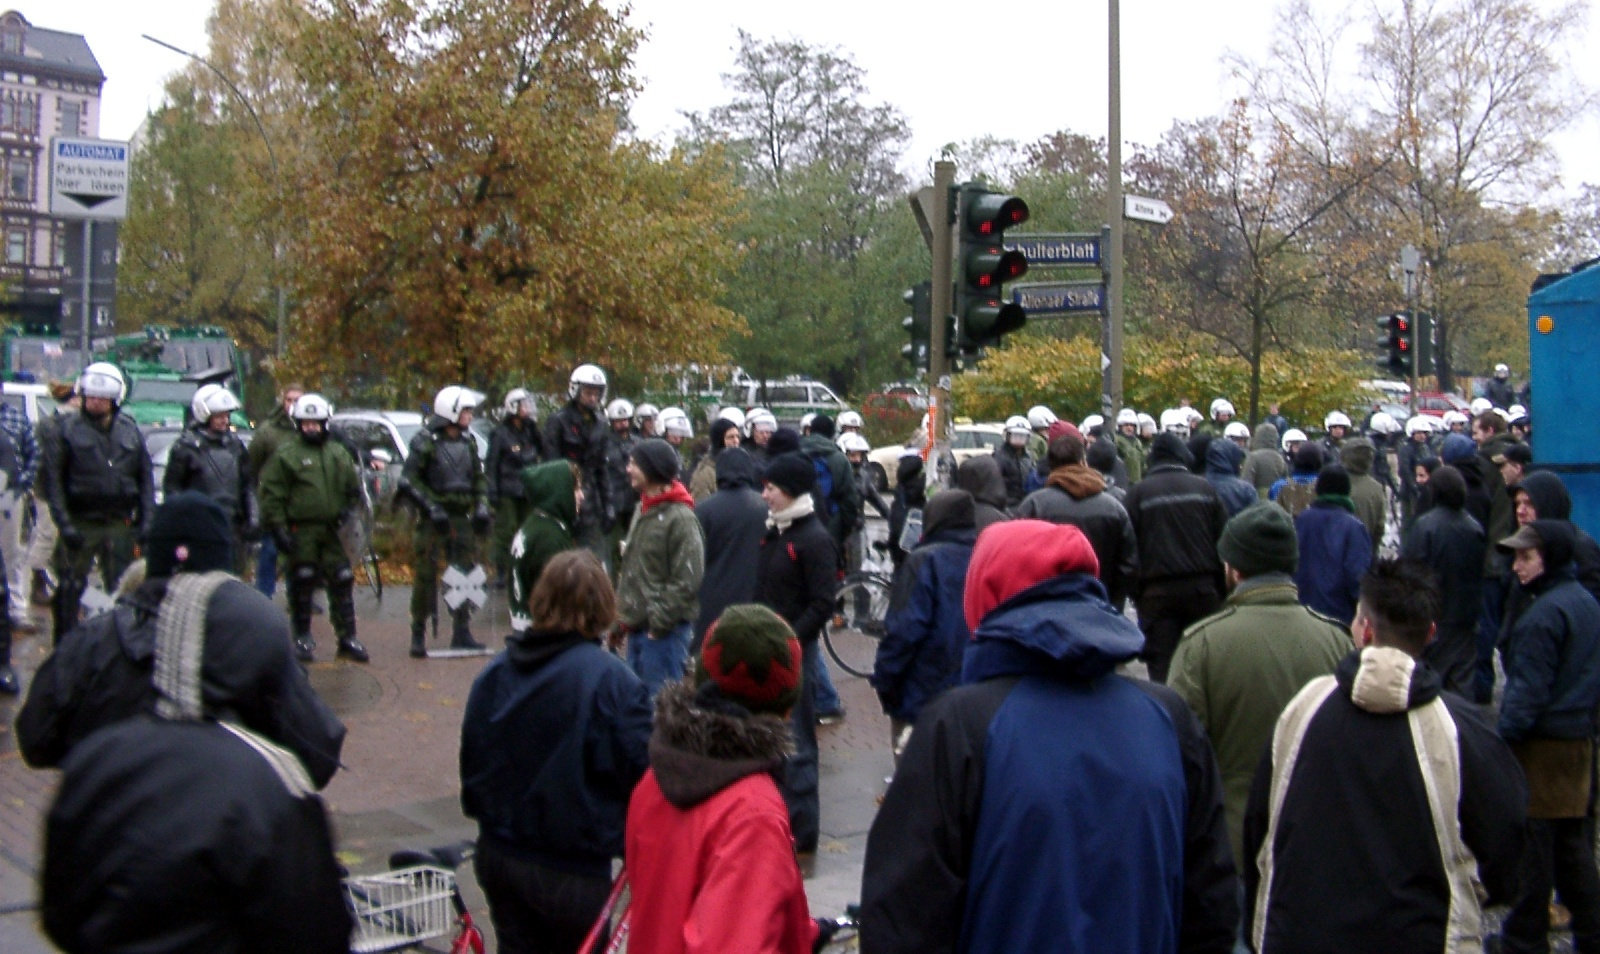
[
  {"xmin": 330, "ymin": 409, "xmax": 488, "ymax": 508},
  {"xmin": 715, "ymin": 377, "xmax": 849, "ymax": 429},
  {"xmin": 866, "ymin": 421, "xmax": 1006, "ymax": 491},
  {"xmin": 1412, "ymin": 391, "xmax": 1472, "ymax": 418}
]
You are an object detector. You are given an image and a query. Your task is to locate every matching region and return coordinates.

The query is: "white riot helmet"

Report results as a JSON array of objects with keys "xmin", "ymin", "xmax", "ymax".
[
  {"xmin": 799, "ymin": 412, "xmax": 817, "ymax": 433},
  {"xmin": 1185, "ymin": 407, "xmax": 1204, "ymax": 427},
  {"xmin": 1027, "ymin": 405, "xmax": 1058, "ymax": 430},
  {"xmin": 1004, "ymin": 415, "xmax": 1032, "ymax": 438},
  {"xmin": 1494, "ymin": 363, "xmax": 1510, "ymax": 378},
  {"xmin": 1224, "ymin": 421, "xmax": 1251, "ymax": 441},
  {"xmin": 502, "ymin": 387, "xmax": 534, "ymax": 418},
  {"xmin": 1442, "ymin": 410, "xmax": 1469, "ymax": 429},
  {"xmin": 1116, "ymin": 408, "xmax": 1139, "ymax": 427},
  {"xmin": 291, "ymin": 393, "xmax": 333, "ymax": 422},
  {"xmin": 434, "ymin": 385, "xmax": 484, "ymax": 422},
  {"xmin": 77, "ymin": 361, "xmax": 126, "ymax": 403},
  {"xmin": 837, "ymin": 410, "xmax": 864, "ymax": 430},
  {"xmin": 1368, "ymin": 411, "xmax": 1401, "ymax": 436},
  {"xmin": 634, "ymin": 402, "xmax": 659, "ymax": 425},
  {"xmin": 745, "ymin": 408, "xmax": 778, "ymax": 437},
  {"xmin": 717, "ymin": 406, "xmax": 746, "ymax": 431},
  {"xmin": 1324, "ymin": 410, "xmax": 1351, "ymax": 430},
  {"xmin": 1209, "ymin": 398, "xmax": 1235, "ymax": 421},
  {"xmin": 1508, "ymin": 403, "xmax": 1527, "ymax": 419},
  {"xmin": 660, "ymin": 406, "xmax": 692, "ymax": 438},
  {"xmin": 839, "ymin": 432, "xmax": 871, "ymax": 454},
  {"xmin": 1159, "ymin": 408, "xmax": 1191, "ymax": 438},
  {"xmin": 1469, "ymin": 397, "xmax": 1492, "ymax": 416},
  {"xmin": 567, "ymin": 363, "xmax": 607, "ymax": 400},
  {"xmin": 1137, "ymin": 412, "xmax": 1157, "ymax": 435},
  {"xmin": 606, "ymin": 398, "xmax": 635, "ymax": 421},
  {"xmin": 1281, "ymin": 428, "xmax": 1307, "ymax": 453},
  {"xmin": 191, "ymin": 383, "xmax": 241, "ymax": 422},
  {"xmin": 1080, "ymin": 414, "xmax": 1105, "ymax": 434},
  {"xmin": 1492, "ymin": 407, "xmax": 1512, "ymax": 422},
  {"xmin": 1405, "ymin": 416, "xmax": 1434, "ymax": 437}
]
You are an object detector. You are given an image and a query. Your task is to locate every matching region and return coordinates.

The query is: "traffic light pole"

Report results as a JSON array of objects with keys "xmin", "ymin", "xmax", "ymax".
[
  {"xmin": 1104, "ymin": 0, "xmax": 1125, "ymax": 417},
  {"xmin": 928, "ymin": 160, "xmax": 956, "ymax": 474}
]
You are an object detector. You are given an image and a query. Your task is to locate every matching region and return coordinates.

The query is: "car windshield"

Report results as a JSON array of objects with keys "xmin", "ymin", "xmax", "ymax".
[
  {"xmin": 143, "ymin": 429, "xmax": 184, "ymax": 461},
  {"xmin": 954, "ymin": 429, "xmax": 1002, "ymax": 450},
  {"xmin": 395, "ymin": 422, "xmax": 422, "ymax": 448}
]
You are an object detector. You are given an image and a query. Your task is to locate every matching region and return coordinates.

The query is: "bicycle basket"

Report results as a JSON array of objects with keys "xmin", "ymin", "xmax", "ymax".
[{"xmin": 344, "ymin": 865, "xmax": 456, "ymax": 953}]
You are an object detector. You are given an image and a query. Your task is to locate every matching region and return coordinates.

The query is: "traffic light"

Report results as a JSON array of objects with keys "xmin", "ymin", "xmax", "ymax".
[
  {"xmin": 1413, "ymin": 311, "xmax": 1434, "ymax": 377},
  {"xmin": 956, "ymin": 183, "xmax": 1030, "ymax": 356},
  {"xmin": 902, "ymin": 282, "xmax": 931, "ymax": 371},
  {"xmin": 1375, "ymin": 312, "xmax": 1414, "ymax": 376}
]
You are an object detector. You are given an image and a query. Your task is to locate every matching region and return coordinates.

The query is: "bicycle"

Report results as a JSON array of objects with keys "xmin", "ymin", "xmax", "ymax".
[
  {"xmin": 344, "ymin": 841, "xmax": 483, "ymax": 953},
  {"xmin": 823, "ymin": 539, "xmax": 893, "ymax": 678}
]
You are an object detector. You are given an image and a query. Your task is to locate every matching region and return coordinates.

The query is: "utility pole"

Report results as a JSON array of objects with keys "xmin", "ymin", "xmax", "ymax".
[
  {"xmin": 1104, "ymin": 0, "xmax": 1125, "ymax": 417},
  {"xmin": 929, "ymin": 160, "xmax": 956, "ymax": 482}
]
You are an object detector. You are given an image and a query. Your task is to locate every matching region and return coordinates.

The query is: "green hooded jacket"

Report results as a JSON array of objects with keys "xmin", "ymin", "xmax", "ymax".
[
  {"xmin": 1339, "ymin": 437, "xmax": 1387, "ymax": 557},
  {"xmin": 509, "ymin": 461, "xmax": 579, "ymax": 631},
  {"xmin": 1241, "ymin": 423, "xmax": 1286, "ymax": 499}
]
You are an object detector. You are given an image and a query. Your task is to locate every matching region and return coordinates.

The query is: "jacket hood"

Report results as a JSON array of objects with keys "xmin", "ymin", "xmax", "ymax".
[
  {"xmin": 1187, "ymin": 434, "xmax": 1214, "ymax": 474},
  {"xmin": 1251, "ymin": 422, "xmax": 1281, "ymax": 451},
  {"xmin": 1339, "ymin": 437, "xmax": 1376, "ymax": 476},
  {"xmin": 505, "ymin": 628, "xmax": 589, "ymax": 670},
  {"xmin": 647, "ymin": 680, "xmax": 794, "ymax": 809},
  {"xmin": 1047, "ymin": 463, "xmax": 1107, "ymax": 499},
  {"xmin": 521, "ymin": 460, "xmax": 577, "ymax": 525},
  {"xmin": 961, "ymin": 574, "xmax": 1145, "ymax": 684},
  {"xmin": 1205, "ymin": 438, "xmax": 1246, "ymax": 476},
  {"xmin": 1517, "ymin": 470, "xmax": 1571, "ymax": 521},
  {"xmin": 715, "ymin": 447, "xmax": 760, "ymax": 490},
  {"xmin": 956, "ymin": 455, "xmax": 1009, "ymax": 509},
  {"xmin": 1149, "ymin": 431, "xmax": 1193, "ymax": 468},
  {"xmin": 922, "ymin": 489, "xmax": 976, "ymax": 539},
  {"xmin": 897, "ymin": 454, "xmax": 926, "ymax": 505},
  {"xmin": 1334, "ymin": 646, "xmax": 1440, "ymax": 715}
]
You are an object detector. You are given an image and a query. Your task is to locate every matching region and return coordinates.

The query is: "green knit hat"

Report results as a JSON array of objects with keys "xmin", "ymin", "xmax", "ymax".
[
  {"xmin": 1217, "ymin": 502, "xmax": 1299, "ymax": 577},
  {"xmin": 696, "ymin": 605, "xmax": 803, "ymax": 716}
]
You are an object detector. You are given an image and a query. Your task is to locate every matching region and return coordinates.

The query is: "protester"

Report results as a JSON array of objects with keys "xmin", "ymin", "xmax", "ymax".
[
  {"xmin": 1015, "ymin": 427, "xmax": 1138, "ymax": 609},
  {"xmin": 1268, "ymin": 442, "xmax": 1323, "ymax": 518},
  {"xmin": 955, "ymin": 455, "xmax": 1010, "ymax": 531},
  {"xmin": 461, "ymin": 551, "xmax": 650, "ymax": 953},
  {"xmin": 1293, "ymin": 466, "xmax": 1372, "ymax": 627},
  {"xmin": 615, "ymin": 439, "xmax": 704, "ymax": 698},
  {"xmin": 1203, "ymin": 436, "xmax": 1258, "ymax": 518},
  {"xmin": 507, "ymin": 460, "xmax": 582, "ymax": 635},
  {"xmin": 1399, "ymin": 465, "xmax": 1484, "ymax": 696},
  {"xmin": 1242, "ymin": 559, "xmax": 1526, "ymax": 953},
  {"xmin": 1340, "ymin": 437, "xmax": 1387, "ymax": 557},
  {"xmin": 693, "ymin": 447, "xmax": 768, "ymax": 651}
]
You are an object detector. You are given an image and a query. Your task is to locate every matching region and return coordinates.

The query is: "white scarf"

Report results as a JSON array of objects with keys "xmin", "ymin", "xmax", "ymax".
[{"xmin": 766, "ymin": 493, "xmax": 815, "ymax": 533}]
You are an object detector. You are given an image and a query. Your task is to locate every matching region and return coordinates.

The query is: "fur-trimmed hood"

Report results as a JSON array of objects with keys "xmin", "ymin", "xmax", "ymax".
[{"xmin": 647, "ymin": 680, "xmax": 794, "ymax": 810}]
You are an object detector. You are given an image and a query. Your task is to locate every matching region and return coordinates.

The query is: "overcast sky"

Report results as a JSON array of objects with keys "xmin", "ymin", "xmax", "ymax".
[{"xmin": 33, "ymin": 0, "xmax": 1600, "ymax": 191}]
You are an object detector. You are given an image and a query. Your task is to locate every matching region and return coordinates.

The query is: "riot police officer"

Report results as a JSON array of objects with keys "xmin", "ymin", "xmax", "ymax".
[
  {"xmin": 544, "ymin": 364, "xmax": 612, "ymax": 563},
  {"xmin": 402, "ymin": 386, "xmax": 490, "ymax": 657},
  {"xmin": 163, "ymin": 384, "xmax": 259, "ymax": 572},
  {"xmin": 604, "ymin": 397, "xmax": 639, "ymax": 570},
  {"xmin": 486, "ymin": 388, "xmax": 543, "ymax": 586},
  {"xmin": 43, "ymin": 363, "xmax": 154, "ymax": 640},
  {"xmin": 258, "ymin": 393, "xmax": 367, "ymax": 663}
]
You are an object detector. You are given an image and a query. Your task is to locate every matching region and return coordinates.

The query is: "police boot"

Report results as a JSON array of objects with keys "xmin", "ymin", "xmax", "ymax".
[
  {"xmin": 330, "ymin": 569, "xmax": 368, "ymax": 663},
  {"xmin": 410, "ymin": 623, "xmax": 428, "ymax": 659},
  {"xmin": 288, "ymin": 567, "xmax": 317, "ymax": 662},
  {"xmin": 450, "ymin": 607, "xmax": 484, "ymax": 651},
  {"xmin": 0, "ymin": 623, "xmax": 17, "ymax": 695}
]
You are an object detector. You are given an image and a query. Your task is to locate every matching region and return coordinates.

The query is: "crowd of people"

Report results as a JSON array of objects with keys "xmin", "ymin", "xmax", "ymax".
[{"xmin": 11, "ymin": 354, "xmax": 1600, "ymax": 954}]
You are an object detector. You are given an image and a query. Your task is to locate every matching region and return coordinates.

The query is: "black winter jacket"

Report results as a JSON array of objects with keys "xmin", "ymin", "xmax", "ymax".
[
  {"xmin": 992, "ymin": 443, "xmax": 1032, "ymax": 509},
  {"xmin": 1014, "ymin": 468, "xmax": 1138, "ymax": 608},
  {"xmin": 164, "ymin": 423, "xmax": 257, "ymax": 527},
  {"xmin": 1123, "ymin": 438, "xmax": 1227, "ymax": 593},
  {"xmin": 45, "ymin": 408, "xmax": 154, "ymax": 530},
  {"xmin": 486, "ymin": 417, "xmax": 544, "ymax": 502},
  {"xmin": 544, "ymin": 399, "xmax": 611, "ymax": 532},
  {"xmin": 754, "ymin": 508, "xmax": 838, "ymax": 643},
  {"xmin": 693, "ymin": 449, "xmax": 769, "ymax": 647},
  {"xmin": 460, "ymin": 630, "xmax": 651, "ymax": 876},
  {"xmin": 1499, "ymin": 557, "xmax": 1600, "ymax": 742}
]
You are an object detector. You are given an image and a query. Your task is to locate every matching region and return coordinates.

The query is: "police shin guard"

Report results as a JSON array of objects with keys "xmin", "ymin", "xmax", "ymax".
[
  {"xmin": 450, "ymin": 606, "xmax": 484, "ymax": 651},
  {"xmin": 330, "ymin": 567, "xmax": 367, "ymax": 663},
  {"xmin": 289, "ymin": 566, "xmax": 317, "ymax": 662}
]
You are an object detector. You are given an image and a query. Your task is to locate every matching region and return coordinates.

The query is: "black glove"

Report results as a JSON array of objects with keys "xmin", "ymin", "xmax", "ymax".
[
  {"xmin": 61, "ymin": 523, "xmax": 85, "ymax": 552},
  {"xmin": 471, "ymin": 501, "xmax": 492, "ymax": 535},
  {"xmin": 272, "ymin": 526, "xmax": 295, "ymax": 554},
  {"xmin": 427, "ymin": 504, "xmax": 450, "ymax": 532}
]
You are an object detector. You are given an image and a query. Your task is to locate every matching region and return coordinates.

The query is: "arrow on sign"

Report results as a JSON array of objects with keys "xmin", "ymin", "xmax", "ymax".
[
  {"xmin": 1123, "ymin": 195, "xmax": 1174, "ymax": 224},
  {"xmin": 62, "ymin": 192, "xmax": 116, "ymax": 209}
]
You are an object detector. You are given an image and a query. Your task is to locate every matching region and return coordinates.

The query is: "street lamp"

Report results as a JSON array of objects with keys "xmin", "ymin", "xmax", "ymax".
[{"xmin": 142, "ymin": 33, "xmax": 288, "ymax": 361}]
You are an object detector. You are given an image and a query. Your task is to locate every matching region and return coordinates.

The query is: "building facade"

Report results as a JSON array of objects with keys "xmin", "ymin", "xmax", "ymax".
[{"xmin": 0, "ymin": 10, "xmax": 115, "ymax": 335}]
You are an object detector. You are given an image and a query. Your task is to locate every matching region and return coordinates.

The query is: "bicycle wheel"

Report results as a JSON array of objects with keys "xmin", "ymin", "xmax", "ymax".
[
  {"xmin": 823, "ymin": 573, "xmax": 890, "ymax": 678},
  {"xmin": 364, "ymin": 546, "xmax": 383, "ymax": 602}
]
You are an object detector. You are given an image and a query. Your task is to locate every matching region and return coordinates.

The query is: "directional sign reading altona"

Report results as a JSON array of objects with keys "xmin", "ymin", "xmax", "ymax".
[
  {"xmin": 49, "ymin": 137, "xmax": 130, "ymax": 221},
  {"xmin": 1011, "ymin": 280, "xmax": 1107, "ymax": 316},
  {"xmin": 1123, "ymin": 194, "xmax": 1173, "ymax": 225},
  {"xmin": 1003, "ymin": 232, "xmax": 1101, "ymax": 267}
]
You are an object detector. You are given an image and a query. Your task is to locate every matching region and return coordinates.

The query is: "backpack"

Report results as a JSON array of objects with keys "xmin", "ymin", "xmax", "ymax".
[{"xmin": 807, "ymin": 448, "xmax": 840, "ymax": 519}]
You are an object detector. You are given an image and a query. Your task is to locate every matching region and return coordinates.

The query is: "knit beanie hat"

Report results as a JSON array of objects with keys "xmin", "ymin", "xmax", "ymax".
[
  {"xmin": 767, "ymin": 427, "xmax": 802, "ymax": 456},
  {"xmin": 1315, "ymin": 465, "xmax": 1352, "ymax": 497},
  {"xmin": 631, "ymin": 438, "xmax": 680, "ymax": 485},
  {"xmin": 696, "ymin": 604, "xmax": 803, "ymax": 716},
  {"xmin": 1046, "ymin": 420, "xmax": 1083, "ymax": 444},
  {"xmin": 1217, "ymin": 502, "xmax": 1299, "ymax": 577},
  {"xmin": 810, "ymin": 414, "xmax": 836, "ymax": 438},
  {"xmin": 964, "ymin": 519, "xmax": 1100, "ymax": 632},
  {"xmin": 1440, "ymin": 433, "xmax": 1477, "ymax": 466},
  {"xmin": 146, "ymin": 491, "xmax": 234, "ymax": 578},
  {"xmin": 763, "ymin": 452, "xmax": 815, "ymax": 498},
  {"xmin": 1291, "ymin": 441, "xmax": 1325, "ymax": 475}
]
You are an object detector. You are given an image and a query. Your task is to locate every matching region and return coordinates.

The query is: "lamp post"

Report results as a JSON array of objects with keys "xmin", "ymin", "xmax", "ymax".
[
  {"xmin": 1104, "ymin": 0, "xmax": 1124, "ymax": 418},
  {"xmin": 142, "ymin": 33, "xmax": 287, "ymax": 361}
]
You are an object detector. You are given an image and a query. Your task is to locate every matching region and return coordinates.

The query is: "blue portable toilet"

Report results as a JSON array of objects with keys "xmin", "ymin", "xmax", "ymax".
[{"xmin": 1528, "ymin": 261, "xmax": 1600, "ymax": 539}]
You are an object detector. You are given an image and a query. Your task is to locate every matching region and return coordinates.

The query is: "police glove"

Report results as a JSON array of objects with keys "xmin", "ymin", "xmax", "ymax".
[
  {"xmin": 272, "ymin": 526, "xmax": 295, "ymax": 555},
  {"xmin": 60, "ymin": 523, "xmax": 86, "ymax": 553},
  {"xmin": 471, "ymin": 501, "xmax": 492, "ymax": 536},
  {"xmin": 427, "ymin": 504, "xmax": 451, "ymax": 532}
]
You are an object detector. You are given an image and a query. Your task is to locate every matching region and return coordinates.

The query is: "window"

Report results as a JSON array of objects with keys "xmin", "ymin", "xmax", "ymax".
[
  {"xmin": 51, "ymin": 228, "xmax": 64, "ymax": 266},
  {"xmin": 1, "ymin": 31, "xmax": 20, "ymax": 56},
  {"xmin": 58, "ymin": 99, "xmax": 79, "ymax": 136},
  {"xmin": 6, "ymin": 157, "xmax": 28, "ymax": 199},
  {"xmin": 767, "ymin": 385, "xmax": 808, "ymax": 404},
  {"xmin": 0, "ymin": 99, "xmax": 11, "ymax": 129},
  {"xmin": 16, "ymin": 96, "xmax": 32, "ymax": 133},
  {"xmin": 5, "ymin": 227, "xmax": 25, "ymax": 264}
]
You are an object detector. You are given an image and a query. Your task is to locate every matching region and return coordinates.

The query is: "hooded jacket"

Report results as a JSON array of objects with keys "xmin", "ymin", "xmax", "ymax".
[
  {"xmin": 625, "ymin": 681, "xmax": 817, "ymax": 954},
  {"xmin": 1168, "ymin": 574, "xmax": 1349, "ymax": 864},
  {"xmin": 1498, "ymin": 522, "xmax": 1600, "ymax": 742},
  {"xmin": 16, "ymin": 573, "xmax": 346, "ymax": 788},
  {"xmin": 1339, "ymin": 438, "xmax": 1387, "ymax": 557},
  {"xmin": 1204, "ymin": 439, "xmax": 1258, "ymax": 518},
  {"xmin": 1401, "ymin": 494, "xmax": 1486, "ymax": 696},
  {"xmin": 460, "ymin": 629, "xmax": 651, "ymax": 876},
  {"xmin": 873, "ymin": 490, "xmax": 979, "ymax": 723},
  {"xmin": 888, "ymin": 453, "xmax": 927, "ymax": 569},
  {"xmin": 694, "ymin": 449, "xmax": 769, "ymax": 646},
  {"xmin": 1293, "ymin": 500, "xmax": 1372, "ymax": 627},
  {"xmin": 861, "ymin": 561, "xmax": 1238, "ymax": 954},
  {"xmin": 955, "ymin": 455, "xmax": 1010, "ymax": 530},
  {"xmin": 1015, "ymin": 465, "xmax": 1139, "ymax": 607},
  {"xmin": 508, "ymin": 461, "xmax": 579, "ymax": 632},
  {"xmin": 1474, "ymin": 431, "xmax": 1521, "ymax": 576},
  {"xmin": 800, "ymin": 432, "xmax": 861, "ymax": 544},
  {"xmin": 1241, "ymin": 423, "xmax": 1286, "ymax": 498},
  {"xmin": 1243, "ymin": 648, "xmax": 1527, "ymax": 954},
  {"xmin": 1123, "ymin": 433, "xmax": 1228, "ymax": 592},
  {"xmin": 1515, "ymin": 471, "xmax": 1600, "ymax": 604},
  {"xmin": 616, "ymin": 481, "xmax": 704, "ymax": 635}
]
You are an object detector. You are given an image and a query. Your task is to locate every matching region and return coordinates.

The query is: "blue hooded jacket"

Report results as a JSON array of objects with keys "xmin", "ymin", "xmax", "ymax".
[{"xmin": 1204, "ymin": 439, "xmax": 1258, "ymax": 518}]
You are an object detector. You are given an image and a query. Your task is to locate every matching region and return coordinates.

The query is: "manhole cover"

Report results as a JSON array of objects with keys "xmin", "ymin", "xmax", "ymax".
[{"xmin": 307, "ymin": 664, "xmax": 384, "ymax": 717}]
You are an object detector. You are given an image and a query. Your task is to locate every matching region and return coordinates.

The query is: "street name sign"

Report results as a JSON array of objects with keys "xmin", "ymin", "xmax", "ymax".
[
  {"xmin": 49, "ymin": 137, "xmax": 130, "ymax": 221},
  {"xmin": 1003, "ymin": 232, "xmax": 1101, "ymax": 267},
  {"xmin": 1011, "ymin": 280, "xmax": 1106, "ymax": 315},
  {"xmin": 1123, "ymin": 194, "xmax": 1173, "ymax": 225}
]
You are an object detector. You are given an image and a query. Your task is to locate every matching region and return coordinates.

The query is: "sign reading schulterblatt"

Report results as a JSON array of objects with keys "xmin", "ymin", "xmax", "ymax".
[{"xmin": 49, "ymin": 137, "xmax": 130, "ymax": 221}]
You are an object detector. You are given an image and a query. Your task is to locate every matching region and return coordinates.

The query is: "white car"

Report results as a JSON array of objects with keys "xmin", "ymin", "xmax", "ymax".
[{"xmin": 867, "ymin": 422, "xmax": 1006, "ymax": 491}]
